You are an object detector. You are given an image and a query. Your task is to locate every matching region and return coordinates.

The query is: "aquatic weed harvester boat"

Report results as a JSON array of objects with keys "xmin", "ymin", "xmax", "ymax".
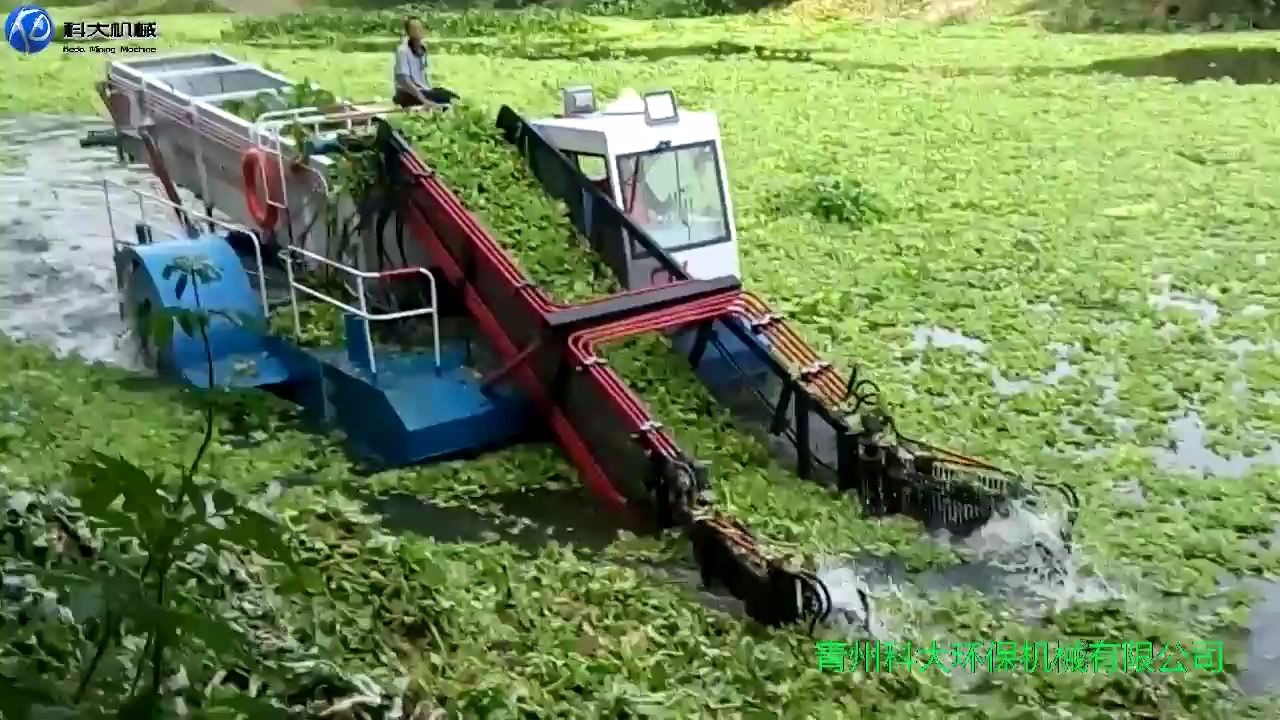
[{"xmin": 92, "ymin": 52, "xmax": 1079, "ymax": 631}]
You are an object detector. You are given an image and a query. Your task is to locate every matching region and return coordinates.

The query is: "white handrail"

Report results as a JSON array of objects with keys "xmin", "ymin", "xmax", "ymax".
[
  {"xmin": 102, "ymin": 178, "xmax": 269, "ymax": 320},
  {"xmin": 250, "ymin": 104, "xmax": 354, "ymax": 218},
  {"xmin": 280, "ymin": 244, "xmax": 441, "ymax": 376},
  {"xmin": 255, "ymin": 103, "xmax": 414, "ymax": 136}
]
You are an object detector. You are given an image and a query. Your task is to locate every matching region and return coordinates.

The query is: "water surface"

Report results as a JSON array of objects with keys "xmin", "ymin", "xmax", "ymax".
[{"xmin": 0, "ymin": 115, "xmax": 184, "ymax": 368}]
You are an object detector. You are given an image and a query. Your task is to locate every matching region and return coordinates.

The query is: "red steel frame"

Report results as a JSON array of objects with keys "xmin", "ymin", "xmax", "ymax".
[{"xmin": 394, "ymin": 143, "xmax": 905, "ymax": 517}]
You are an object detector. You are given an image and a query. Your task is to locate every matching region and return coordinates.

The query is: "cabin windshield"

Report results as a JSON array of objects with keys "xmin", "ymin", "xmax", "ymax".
[{"xmin": 616, "ymin": 141, "xmax": 730, "ymax": 255}]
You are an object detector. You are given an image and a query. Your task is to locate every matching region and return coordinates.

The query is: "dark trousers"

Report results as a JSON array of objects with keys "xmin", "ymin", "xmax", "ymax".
[{"xmin": 394, "ymin": 88, "xmax": 458, "ymax": 108}]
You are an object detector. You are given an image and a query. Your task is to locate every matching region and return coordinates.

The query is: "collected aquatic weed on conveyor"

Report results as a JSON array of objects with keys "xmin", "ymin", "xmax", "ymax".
[
  {"xmin": 221, "ymin": 81, "xmax": 339, "ymax": 123},
  {"xmin": 391, "ymin": 105, "xmax": 618, "ymax": 304}
]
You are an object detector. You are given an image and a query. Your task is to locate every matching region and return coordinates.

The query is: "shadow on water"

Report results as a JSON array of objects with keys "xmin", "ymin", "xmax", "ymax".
[
  {"xmin": 364, "ymin": 487, "xmax": 754, "ymax": 616},
  {"xmin": 363, "ymin": 486, "xmax": 650, "ymax": 553},
  {"xmin": 1086, "ymin": 47, "xmax": 1280, "ymax": 85}
]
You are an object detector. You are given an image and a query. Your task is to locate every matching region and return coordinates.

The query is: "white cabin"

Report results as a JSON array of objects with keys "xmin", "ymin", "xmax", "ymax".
[{"xmin": 530, "ymin": 88, "xmax": 740, "ymax": 289}]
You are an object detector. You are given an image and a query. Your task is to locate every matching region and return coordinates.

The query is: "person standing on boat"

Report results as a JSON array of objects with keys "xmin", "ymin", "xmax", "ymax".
[{"xmin": 392, "ymin": 16, "xmax": 459, "ymax": 108}]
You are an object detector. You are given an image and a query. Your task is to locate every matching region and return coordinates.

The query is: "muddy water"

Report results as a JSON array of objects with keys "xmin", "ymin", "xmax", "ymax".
[
  {"xmin": 1157, "ymin": 412, "xmax": 1280, "ymax": 479},
  {"xmin": 364, "ymin": 487, "xmax": 643, "ymax": 552},
  {"xmin": 0, "ymin": 115, "xmax": 186, "ymax": 368}
]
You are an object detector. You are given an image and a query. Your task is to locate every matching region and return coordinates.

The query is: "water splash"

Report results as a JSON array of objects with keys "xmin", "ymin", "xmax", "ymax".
[
  {"xmin": 816, "ymin": 499, "xmax": 1116, "ymax": 641},
  {"xmin": 945, "ymin": 499, "xmax": 1115, "ymax": 613},
  {"xmin": 816, "ymin": 559, "xmax": 903, "ymax": 642}
]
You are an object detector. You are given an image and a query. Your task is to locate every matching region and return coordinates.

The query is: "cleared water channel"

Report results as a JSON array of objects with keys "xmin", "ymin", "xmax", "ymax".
[{"xmin": 2, "ymin": 114, "xmax": 1277, "ymax": 698}]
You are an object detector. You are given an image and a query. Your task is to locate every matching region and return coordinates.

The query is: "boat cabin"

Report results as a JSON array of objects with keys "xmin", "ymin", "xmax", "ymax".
[{"xmin": 530, "ymin": 87, "xmax": 741, "ymax": 289}]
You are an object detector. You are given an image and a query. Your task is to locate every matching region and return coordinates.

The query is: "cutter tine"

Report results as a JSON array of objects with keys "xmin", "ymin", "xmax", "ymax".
[
  {"xmin": 857, "ymin": 587, "xmax": 873, "ymax": 635},
  {"xmin": 793, "ymin": 569, "xmax": 833, "ymax": 636}
]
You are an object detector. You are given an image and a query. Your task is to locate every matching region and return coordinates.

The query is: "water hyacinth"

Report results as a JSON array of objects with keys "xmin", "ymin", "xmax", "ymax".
[{"xmin": 0, "ymin": 8, "xmax": 1278, "ymax": 718}]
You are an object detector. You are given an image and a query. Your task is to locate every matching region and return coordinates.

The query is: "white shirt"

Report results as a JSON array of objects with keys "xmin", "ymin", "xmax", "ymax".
[{"xmin": 392, "ymin": 40, "xmax": 429, "ymax": 96}]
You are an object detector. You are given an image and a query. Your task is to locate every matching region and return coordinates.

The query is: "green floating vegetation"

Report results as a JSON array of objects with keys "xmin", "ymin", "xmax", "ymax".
[
  {"xmin": 4, "ymin": 335, "xmax": 1273, "ymax": 718},
  {"xmin": 267, "ymin": 296, "xmax": 345, "ymax": 347},
  {"xmin": 608, "ymin": 334, "xmax": 952, "ymax": 561},
  {"xmin": 222, "ymin": 81, "xmax": 337, "ymax": 124},
  {"xmin": 221, "ymin": 7, "xmax": 601, "ymax": 45},
  {"xmin": 6, "ymin": 16, "xmax": 1274, "ymax": 712},
  {"xmin": 393, "ymin": 105, "xmax": 618, "ymax": 304}
]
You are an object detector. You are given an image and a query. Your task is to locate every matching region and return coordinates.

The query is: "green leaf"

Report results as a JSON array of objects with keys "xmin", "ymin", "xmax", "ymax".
[
  {"xmin": 224, "ymin": 508, "xmax": 292, "ymax": 565},
  {"xmin": 174, "ymin": 273, "xmax": 189, "ymax": 300},
  {"xmin": 199, "ymin": 693, "xmax": 288, "ymax": 720},
  {"xmin": 116, "ymin": 693, "xmax": 164, "ymax": 720},
  {"xmin": 70, "ymin": 451, "xmax": 156, "ymax": 516},
  {"xmin": 178, "ymin": 608, "xmax": 246, "ymax": 657},
  {"xmin": 196, "ymin": 265, "xmax": 224, "ymax": 285},
  {"xmin": 183, "ymin": 479, "xmax": 207, "ymax": 521},
  {"xmin": 233, "ymin": 311, "xmax": 262, "ymax": 332},
  {"xmin": 148, "ymin": 309, "xmax": 174, "ymax": 349},
  {"xmin": 67, "ymin": 582, "xmax": 107, "ymax": 623},
  {"xmin": 211, "ymin": 488, "xmax": 237, "ymax": 514},
  {"xmin": 177, "ymin": 309, "xmax": 196, "ymax": 339},
  {"xmin": 418, "ymin": 557, "xmax": 449, "ymax": 587},
  {"xmin": 30, "ymin": 706, "xmax": 79, "ymax": 720},
  {"xmin": 276, "ymin": 565, "xmax": 324, "ymax": 594},
  {"xmin": 0, "ymin": 672, "xmax": 64, "ymax": 720}
]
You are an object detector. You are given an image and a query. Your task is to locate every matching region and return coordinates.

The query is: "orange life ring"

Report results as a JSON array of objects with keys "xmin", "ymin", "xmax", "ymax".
[{"xmin": 240, "ymin": 148, "xmax": 281, "ymax": 229}]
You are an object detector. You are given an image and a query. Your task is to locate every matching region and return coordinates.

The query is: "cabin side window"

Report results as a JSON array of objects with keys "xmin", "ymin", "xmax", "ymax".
[{"xmin": 564, "ymin": 152, "xmax": 613, "ymax": 198}]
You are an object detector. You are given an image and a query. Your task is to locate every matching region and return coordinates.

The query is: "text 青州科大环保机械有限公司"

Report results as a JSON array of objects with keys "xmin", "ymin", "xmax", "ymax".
[{"xmin": 814, "ymin": 639, "xmax": 1224, "ymax": 674}]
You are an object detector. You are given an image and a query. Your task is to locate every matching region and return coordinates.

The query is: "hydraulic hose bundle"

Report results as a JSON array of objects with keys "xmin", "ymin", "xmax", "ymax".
[{"xmin": 493, "ymin": 104, "xmax": 1081, "ymax": 563}]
